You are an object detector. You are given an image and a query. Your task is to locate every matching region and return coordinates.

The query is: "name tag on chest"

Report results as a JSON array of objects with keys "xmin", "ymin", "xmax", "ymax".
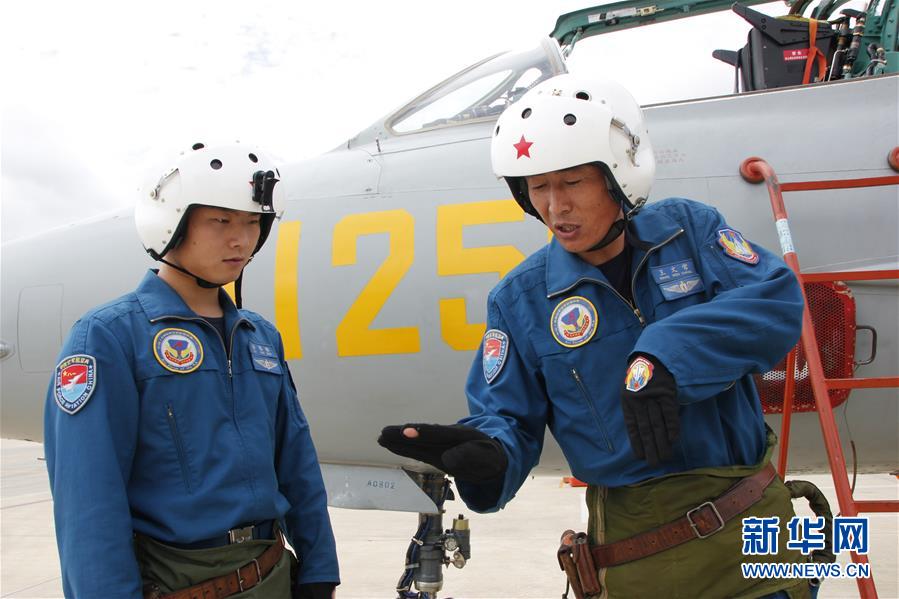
[
  {"xmin": 249, "ymin": 343, "xmax": 282, "ymax": 373},
  {"xmin": 651, "ymin": 259, "xmax": 705, "ymax": 301}
]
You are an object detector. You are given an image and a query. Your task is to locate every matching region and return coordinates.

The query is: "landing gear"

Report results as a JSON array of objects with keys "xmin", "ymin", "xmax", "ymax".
[{"xmin": 395, "ymin": 472, "xmax": 471, "ymax": 599}]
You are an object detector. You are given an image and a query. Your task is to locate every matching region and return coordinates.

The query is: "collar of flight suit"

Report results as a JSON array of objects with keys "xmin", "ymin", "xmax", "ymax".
[
  {"xmin": 544, "ymin": 204, "xmax": 684, "ymax": 298},
  {"xmin": 134, "ymin": 270, "xmax": 255, "ymax": 334}
]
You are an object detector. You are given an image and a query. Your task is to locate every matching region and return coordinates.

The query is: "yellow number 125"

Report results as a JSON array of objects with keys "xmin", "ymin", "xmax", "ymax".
[{"xmin": 332, "ymin": 210, "xmax": 420, "ymax": 357}]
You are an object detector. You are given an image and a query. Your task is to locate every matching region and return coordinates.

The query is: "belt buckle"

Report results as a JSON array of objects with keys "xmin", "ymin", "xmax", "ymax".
[
  {"xmin": 228, "ymin": 525, "xmax": 255, "ymax": 544},
  {"xmin": 686, "ymin": 501, "xmax": 725, "ymax": 539},
  {"xmin": 236, "ymin": 558, "xmax": 262, "ymax": 593}
]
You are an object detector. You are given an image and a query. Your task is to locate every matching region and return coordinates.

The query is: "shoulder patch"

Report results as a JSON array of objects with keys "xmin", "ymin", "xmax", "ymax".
[
  {"xmin": 54, "ymin": 355, "xmax": 97, "ymax": 414},
  {"xmin": 551, "ymin": 296, "xmax": 598, "ymax": 348},
  {"xmin": 482, "ymin": 329, "xmax": 509, "ymax": 384},
  {"xmin": 717, "ymin": 228, "xmax": 759, "ymax": 265},
  {"xmin": 153, "ymin": 328, "xmax": 203, "ymax": 374},
  {"xmin": 625, "ymin": 356, "xmax": 654, "ymax": 392}
]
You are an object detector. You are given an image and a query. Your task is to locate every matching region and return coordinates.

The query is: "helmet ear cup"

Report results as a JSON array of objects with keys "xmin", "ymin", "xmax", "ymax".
[
  {"xmin": 256, "ymin": 213, "xmax": 277, "ymax": 254},
  {"xmin": 505, "ymin": 176, "xmax": 543, "ymax": 221},
  {"xmin": 160, "ymin": 205, "xmax": 194, "ymax": 258}
]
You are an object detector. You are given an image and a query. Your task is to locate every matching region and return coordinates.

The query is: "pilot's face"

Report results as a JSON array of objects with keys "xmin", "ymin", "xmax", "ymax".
[
  {"xmin": 526, "ymin": 164, "xmax": 624, "ymax": 264},
  {"xmin": 168, "ymin": 206, "xmax": 261, "ymax": 285}
]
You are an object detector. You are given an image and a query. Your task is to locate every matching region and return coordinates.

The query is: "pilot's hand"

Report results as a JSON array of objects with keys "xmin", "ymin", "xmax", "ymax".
[
  {"xmin": 620, "ymin": 354, "xmax": 680, "ymax": 467},
  {"xmin": 378, "ymin": 423, "xmax": 508, "ymax": 483},
  {"xmin": 294, "ymin": 581, "xmax": 336, "ymax": 599}
]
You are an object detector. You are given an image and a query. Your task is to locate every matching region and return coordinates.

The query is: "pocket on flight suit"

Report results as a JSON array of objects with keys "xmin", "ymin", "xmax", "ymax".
[
  {"xmin": 231, "ymin": 341, "xmax": 285, "ymax": 427},
  {"xmin": 533, "ymin": 335, "xmax": 620, "ymax": 456},
  {"xmin": 570, "ymin": 369, "xmax": 614, "ymax": 453},
  {"xmin": 165, "ymin": 403, "xmax": 194, "ymax": 494}
]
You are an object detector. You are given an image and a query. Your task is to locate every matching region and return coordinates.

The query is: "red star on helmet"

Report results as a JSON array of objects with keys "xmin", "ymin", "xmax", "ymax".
[{"xmin": 513, "ymin": 135, "xmax": 533, "ymax": 159}]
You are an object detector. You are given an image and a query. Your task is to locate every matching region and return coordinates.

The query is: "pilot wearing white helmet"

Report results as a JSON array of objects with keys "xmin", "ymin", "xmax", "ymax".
[
  {"xmin": 380, "ymin": 75, "xmax": 813, "ymax": 598},
  {"xmin": 45, "ymin": 142, "xmax": 339, "ymax": 599}
]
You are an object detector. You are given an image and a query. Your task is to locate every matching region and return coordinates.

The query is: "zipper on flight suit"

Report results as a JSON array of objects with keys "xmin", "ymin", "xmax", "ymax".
[
  {"xmin": 628, "ymin": 229, "xmax": 684, "ymax": 325},
  {"xmin": 151, "ymin": 314, "xmax": 257, "ymax": 497},
  {"xmin": 546, "ymin": 228, "xmax": 685, "ymax": 327},
  {"xmin": 225, "ymin": 324, "xmax": 242, "ymax": 377},
  {"xmin": 549, "ymin": 276, "xmax": 646, "ymax": 326},
  {"xmin": 166, "ymin": 404, "xmax": 192, "ymax": 493},
  {"xmin": 571, "ymin": 369, "xmax": 614, "ymax": 452}
]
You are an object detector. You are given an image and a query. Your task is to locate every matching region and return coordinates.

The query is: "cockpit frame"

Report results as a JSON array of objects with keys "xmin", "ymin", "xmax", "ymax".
[{"xmin": 385, "ymin": 38, "xmax": 567, "ymax": 137}]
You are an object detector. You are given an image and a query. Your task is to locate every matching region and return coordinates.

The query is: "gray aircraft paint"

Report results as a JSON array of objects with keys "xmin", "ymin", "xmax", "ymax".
[{"xmin": 1, "ymin": 41, "xmax": 896, "ymax": 511}]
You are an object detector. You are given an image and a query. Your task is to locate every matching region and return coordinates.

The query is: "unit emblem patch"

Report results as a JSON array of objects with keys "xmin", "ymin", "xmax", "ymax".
[
  {"xmin": 551, "ymin": 296, "xmax": 598, "ymax": 348},
  {"xmin": 482, "ymin": 329, "xmax": 509, "ymax": 383},
  {"xmin": 625, "ymin": 356, "xmax": 654, "ymax": 392},
  {"xmin": 54, "ymin": 354, "xmax": 97, "ymax": 414},
  {"xmin": 717, "ymin": 228, "xmax": 759, "ymax": 264},
  {"xmin": 153, "ymin": 328, "xmax": 203, "ymax": 374}
]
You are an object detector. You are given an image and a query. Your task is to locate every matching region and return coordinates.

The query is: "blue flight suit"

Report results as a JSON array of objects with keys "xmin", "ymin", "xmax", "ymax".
[
  {"xmin": 45, "ymin": 271, "xmax": 339, "ymax": 599},
  {"xmin": 457, "ymin": 198, "xmax": 804, "ymax": 511}
]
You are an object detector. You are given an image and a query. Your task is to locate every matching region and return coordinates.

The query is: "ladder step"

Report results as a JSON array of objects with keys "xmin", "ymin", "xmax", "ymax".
[
  {"xmin": 825, "ymin": 377, "xmax": 899, "ymax": 390},
  {"xmin": 853, "ymin": 500, "xmax": 899, "ymax": 513},
  {"xmin": 800, "ymin": 269, "xmax": 898, "ymax": 283}
]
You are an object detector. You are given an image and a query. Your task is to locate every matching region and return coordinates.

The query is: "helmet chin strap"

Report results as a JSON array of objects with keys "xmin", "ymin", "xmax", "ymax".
[
  {"xmin": 583, "ymin": 193, "xmax": 650, "ymax": 253},
  {"xmin": 157, "ymin": 257, "xmax": 252, "ymax": 309},
  {"xmin": 585, "ymin": 217, "xmax": 626, "ymax": 252},
  {"xmin": 157, "ymin": 257, "xmax": 222, "ymax": 289}
]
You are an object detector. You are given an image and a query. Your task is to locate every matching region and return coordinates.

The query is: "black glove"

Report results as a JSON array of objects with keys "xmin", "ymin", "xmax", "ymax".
[
  {"xmin": 620, "ymin": 354, "xmax": 680, "ymax": 467},
  {"xmin": 294, "ymin": 582, "xmax": 336, "ymax": 599},
  {"xmin": 377, "ymin": 423, "xmax": 508, "ymax": 483}
]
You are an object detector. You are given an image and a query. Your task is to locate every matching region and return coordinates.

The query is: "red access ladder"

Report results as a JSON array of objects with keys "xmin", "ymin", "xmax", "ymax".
[{"xmin": 741, "ymin": 148, "xmax": 899, "ymax": 599}]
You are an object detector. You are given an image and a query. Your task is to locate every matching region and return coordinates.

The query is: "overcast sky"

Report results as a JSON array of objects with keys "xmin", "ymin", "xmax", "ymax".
[{"xmin": 1, "ymin": 0, "xmax": 803, "ymax": 243}]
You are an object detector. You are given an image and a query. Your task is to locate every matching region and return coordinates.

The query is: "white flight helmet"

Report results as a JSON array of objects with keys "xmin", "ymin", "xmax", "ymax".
[
  {"xmin": 490, "ymin": 74, "xmax": 655, "ymax": 222},
  {"xmin": 135, "ymin": 141, "xmax": 285, "ymax": 260}
]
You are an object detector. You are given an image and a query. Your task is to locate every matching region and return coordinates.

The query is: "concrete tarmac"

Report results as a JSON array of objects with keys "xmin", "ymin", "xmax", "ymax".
[{"xmin": 2, "ymin": 438, "xmax": 896, "ymax": 598}]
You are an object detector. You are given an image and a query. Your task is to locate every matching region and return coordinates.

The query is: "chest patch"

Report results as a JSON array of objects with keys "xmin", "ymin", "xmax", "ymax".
[
  {"xmin": 249, "ymin": 342, "xmax": 281, "ymax": 373},
  {"xmin": 652, "ymin": 259, "xmax": 697, "ymax": 283},
  {"xmin": 54, "ymin": 354, "xmax": 97, "ymax": 414},
  {"xmin": 625, "ymin": 356, "xmax": 654, "ymax": 392},
  {"xmin": 482, "ymin": 329, "xmax": 509, "ymax": 383},
  {"xmin": 651, "ymin": 259, "xmax": 705, "ymax": 301},
  {"xmin": 658, "ymin": 277, "xmax": 704, "ymax": 300},
  {"xmin": 551, "ymin": 296, "xmax": 598, "ymax": 348},
  {"xmin": 717, "ymin": 228, "xmax": 759, "ymax": 265},
  {"xmin": 153, "ymin": 328, "xmax": 203, "ymax": 374}
]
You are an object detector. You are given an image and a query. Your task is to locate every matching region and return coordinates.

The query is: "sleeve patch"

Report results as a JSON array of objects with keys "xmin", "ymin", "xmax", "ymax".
[
  {"xmin": 54, "ymin": 354, "xmax": 97, "ymax": 414},
  {"xmin": 717, "ymin": 228, "xmax": 759, "ymax": 265},
  {"xmin": 625, "ymin": 356, "xmax": 654, "ymax": 392},
  {"xmin": 482, "ymin": 329, "xmax": 510, "ymax": 384}
]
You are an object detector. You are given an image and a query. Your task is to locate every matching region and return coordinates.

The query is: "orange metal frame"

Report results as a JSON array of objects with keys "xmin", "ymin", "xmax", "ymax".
[{"xmin": 740, "ymin": 150, "xmax": 899, "ymax": 599}]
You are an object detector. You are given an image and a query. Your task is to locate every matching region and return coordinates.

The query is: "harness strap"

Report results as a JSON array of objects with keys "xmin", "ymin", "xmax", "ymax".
[
  {"xmin": 144, "ymin": 532, "xmax": 284, "ymax": 599},
  {"xmin": 802, "ymin": 19, "xmax": 828, "ymax": 84},
  {"xmin": 591, "ymin": 462, "xmax": 777, "ymax": 567}
]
